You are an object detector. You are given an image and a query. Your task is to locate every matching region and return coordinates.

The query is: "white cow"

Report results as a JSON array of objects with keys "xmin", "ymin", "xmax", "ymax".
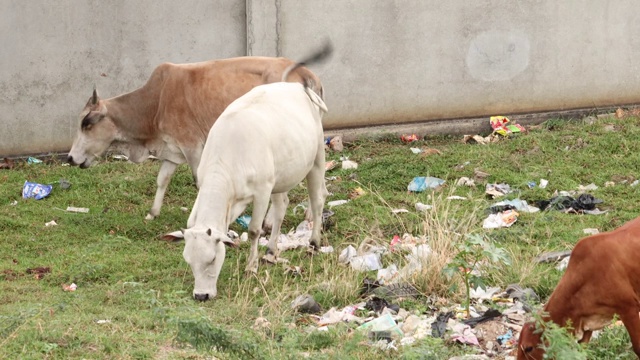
[{"xmin": 166, "ymin": 81, "xmax": 328, "ymax": 301}]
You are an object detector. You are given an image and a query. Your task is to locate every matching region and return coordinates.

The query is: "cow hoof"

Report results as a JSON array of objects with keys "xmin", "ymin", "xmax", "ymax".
[
  {"xmin": 193, "ymin": 293, "xmax": 209, "ymax": 302},
  {"xmin": 145, "ymin": 213, "xmax": 155, "ymax": 221}
]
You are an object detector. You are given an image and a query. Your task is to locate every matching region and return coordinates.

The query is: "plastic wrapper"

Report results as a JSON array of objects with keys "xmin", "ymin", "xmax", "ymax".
[{"xmin": 22, "ymin": 181, "xmax": 52, "ymax": 200}]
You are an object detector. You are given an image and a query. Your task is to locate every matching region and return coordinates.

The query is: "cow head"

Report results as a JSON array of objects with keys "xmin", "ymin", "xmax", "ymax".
[
  {"xmin": 67, "ymin": 88, "xmax": 117, "ymax": 168},
  {"xmin": 179, "ymin": 227, "xmax": 236, "ymax": 301},
  {"xmin": 516, "ymin": 321, "xmax": 545, "ymax": 360}
]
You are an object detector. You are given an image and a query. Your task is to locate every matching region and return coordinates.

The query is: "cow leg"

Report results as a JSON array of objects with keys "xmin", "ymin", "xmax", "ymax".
[
  {"xmin": 183, "ymin": 148, "xmax": 203, "ymax": 187},
  {"xmin": 620, "ymin": 307, "xmax": 640, "ymax": 357},
  {"xmin": 578, "ymin": 330, "xmax": 593, "ymax": 343},
  {"xmin": 146, "ymin": 160, "xmax": 178, "ymax": 220},
  {"xmin": 263, "ymin": 193, "xmax": 288, "ymax": 263},
  {"xmin": 306, "ymin": 164, "xmax": 328, "ymax": 249},
  {"xmin": 245, "ymin": 192, "xmax": 271, "ymax": 275}
]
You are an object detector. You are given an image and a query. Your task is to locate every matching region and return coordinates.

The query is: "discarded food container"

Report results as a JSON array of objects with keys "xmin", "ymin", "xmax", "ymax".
[
  {"xmin": 407, "ymin": 177, "xmax": 445, "ymax": 192},
  {"xmin": 22, "ymin": 181, "xmax": 52, "ymax": 200}
]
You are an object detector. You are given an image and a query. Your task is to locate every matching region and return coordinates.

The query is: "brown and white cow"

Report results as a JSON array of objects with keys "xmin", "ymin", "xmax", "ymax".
[{"xmin": 67, "ymin": 44, "xmax": 331, "ymax": 220}]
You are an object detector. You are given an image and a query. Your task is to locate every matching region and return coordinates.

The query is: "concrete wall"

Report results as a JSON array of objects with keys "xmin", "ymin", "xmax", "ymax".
[
  {"xmin": 259, "ymin": 0, "xmax": 640, "ymax": 129},
  {"xmin": 0, "ymin": 0, "xmax": 246, "ymax": 156},
  {"xmin": 3, "ymin": 0, "xmax": 640, "ymax": 156}
]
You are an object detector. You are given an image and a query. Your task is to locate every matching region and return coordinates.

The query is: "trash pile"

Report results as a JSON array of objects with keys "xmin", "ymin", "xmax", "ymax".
[{"xmin": 284, "ymin": 277, "xmax": 536, "ymax": 358}]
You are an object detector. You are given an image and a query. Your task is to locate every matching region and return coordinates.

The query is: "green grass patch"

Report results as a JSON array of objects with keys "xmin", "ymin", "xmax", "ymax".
[{"xmin": 1, "ymin": 115, "xmax": 639, "ymax": 358}]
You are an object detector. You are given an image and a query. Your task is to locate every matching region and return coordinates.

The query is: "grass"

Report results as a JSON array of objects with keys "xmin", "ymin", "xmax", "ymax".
[{"xmin": 2, "ymin": 113, "xmax": 640, "ymax": 358}]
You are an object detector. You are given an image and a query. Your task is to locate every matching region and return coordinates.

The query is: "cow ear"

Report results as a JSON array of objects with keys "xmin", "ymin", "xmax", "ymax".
[{"xmin": 161, "ymin": 230, "xmax": 185, "ymax": 242}]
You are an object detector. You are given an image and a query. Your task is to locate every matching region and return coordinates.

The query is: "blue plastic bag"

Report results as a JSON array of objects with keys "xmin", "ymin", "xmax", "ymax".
[
  {"xmin": 22, "ymin": 181, "xmax": 53, "ymax": 200},
  {"xmin": 407, "ymin": 177, "xmax": 445, "ymax": 192},
  {"xmin": 235, "ymin": 214, "xmax": 251, "ymax": 229}
]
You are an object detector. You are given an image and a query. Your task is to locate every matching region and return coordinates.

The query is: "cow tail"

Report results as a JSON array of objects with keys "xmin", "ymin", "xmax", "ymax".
[{"xmin": 281, "ymin": 41, "xmax": 333, "ymax": 83}]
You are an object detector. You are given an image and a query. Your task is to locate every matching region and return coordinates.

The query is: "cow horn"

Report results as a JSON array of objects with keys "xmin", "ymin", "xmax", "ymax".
[{"xmin": 92, "ymin": 86, "xmax": 99, "ymax": 105}]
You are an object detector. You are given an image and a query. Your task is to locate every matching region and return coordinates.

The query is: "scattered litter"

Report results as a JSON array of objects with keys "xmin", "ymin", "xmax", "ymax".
[
  {"xmin": 342, "ymin": 160, "xmax": 358, "ymax": 170},
  {"xmin": 578, "ymin": 183, "xmax": 598, "ymax": 191},
  {"xmin": 96, "ymin": 319, "xmax": 111, "ymax": 324},
  {"xmin": 632, "ymin": 180, "xmax": 640, "ymax": 187},
  {"xmin": 490, "ymin": 116, "xmax": 525, "ymax": 136},
  {"xmin": 470, "ymin": 287, "xmax": 501, "ymax": 303},
  {"xmin": 462, "ymin": 134, "xmax": 497, "ymax": 145},
  {"xmin": 240, "ymin": 232, "xmax": 248, "ymax": 242},
  {"xmin": 462, "ymin": 308, "xmax": 502, "ymax": 327},
  {"xmin": 401, "ymin": 134, "xmax": 419, "ymax": 143},
  {"xmin": 66, "ymin": 206, "xmax": 89, "ymax": 213},
  {"xmin": 410, "ymin": 147, "xmax": 423, "ymax": 154},
  {"xmin": 482, "ymin": 210, "xmax": 518, "ymax": 229},
  {"xmin": 227, "ymin": 230, "xmax": 239, "ymax": 239},
  {"xmin": 319, "ymin": 306, "xmax": 360, "ymax": 326},
  {"xmin": 556, "ymin": 256, "xmax": 571, "ymax": 271},
  {"xmin": 319, "ymin": 246, "xmax": 334, "ymax": 253},
  {"xmin": 474, "ymin": 169, "xmax": 490, "ymax": 180},
  {"xmin": 496, "ymin": 329, "xmax": 513, "ymax": 345},
  {"xmin": 27, "ymin": 157, "xmax": 43, "ymax": 164},
  {"xmin": 180, "ymin": 207, "xmax": 189, "ymax": 212},
  {"xmin": 10, "ymin": 200, "xmax": 17, "ymax": 206},
  {"xmin": 535, "ymin": 250, "xmax": 572, "ymax": 264},
  {"xmin": 350, "ymin": 253, "xmax": 383, "ymax": 271},
  {"xmin": 454, "ymin": 161, "xmax": 471, "ymax": 171},
  {"xmin": 0, "ymin": 157, "xmax": 14, "ymax": 170},
  {"xmin": 450, "ymin": 323, "xmax": 480, "ymax": 346},
  {"xmin": 58, "ymin": 179, "xmax": 71, "ymax": 190},
  {"xmin": 527, "ymin": 181, "xmax": 536, "ymax": 189},
  {"xmin": 505, "ymin": 284, "xmax": 540, "ymax": 304},
  {"xmin": 235, "ymin": 214, "xmax": 251, "ymax": 229},
  {"xmin": 415, "ymin": 202, "xmax": 432, "ymax": 212},
  {"xmin": 536, "ymin": 193, "xmax": 604, "ymax": 214},
  {"xmin": 325, "ymin": 160, "xmax": 338, "ymax": 171},
  {"xmin": 62, "ymin": 283, "xmax": 77, "ymax": 292},
  {"xmin": 431, "ymin": 311, "xmax": 455, "ymax": 338},
  {"xmin": 447, "ymin": 196, "xmax": 467, "ymax": 200},
  {"xmin": 377, "ymin": 264, "xmax": 399, "ymax": 285},
  {"xmin": 328, "ymin": 135, "xmax": 344, "ymax": 152},
  {"xmin": 22, "ymin": 181, "xmax": 52, "ymax": 200},
  {"xmin": 407, "ymin": 176, "xmax": 445, "ymax": 192},
  {"xmin": 456, "ymin": 177, "xmax": 475, "ymax": 187},
  {"xmin": 485, "ymin": 183, "xmax": 512, "ymax": 198},
  {"xmin": 292, "ymin": 294, "xmax": 321, "ymax": 314},
  {"xmin": 349, "ymin": 187, "xmax": 366, "ymax": 199},
  {"xmin": 358, "ymin": 313, "xmax": 404, "ymax": 339},
  {"xmin": 604, "ymin": 181, "xmax": 615, "ymax": 187},
  {"xmin": 539, "ymin": 179, "xmax": 549, "ymax": 189},
  {"xmin": 339, "ymin": 245, "xmax": 357, "ymax": 264},
  {"xmin": 328, "ymin": 199, "xmax": 349, "ymax": 207},
  {"xmin": 490, "ymin": 199, "xmax": 539, "ymax": 213},
  {"xmin": 583, "ymin": 228, "xmax": 599, "ymax": 235},
  {"xmin": 45, "ymin": 220, "xmax": 58, "ymax": 227},
  {"xmin": 391, "ymin": 208, "xmax": 409, "ymax": 214}
]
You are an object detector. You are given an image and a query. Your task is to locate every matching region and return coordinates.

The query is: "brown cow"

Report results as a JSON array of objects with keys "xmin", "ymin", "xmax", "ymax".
[
  {"xmin": 517, "ymin": 216, "xmax": 640, "ymax": 359},
  {"xmin": 67, "ymin": 44, "xmax": 332, "ymax": 220}
]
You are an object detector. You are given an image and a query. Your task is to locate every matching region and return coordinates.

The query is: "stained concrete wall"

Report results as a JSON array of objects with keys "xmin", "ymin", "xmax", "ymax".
[
  {"xmin": 255, "ymin": 0, "xmax": 640, "ymax": 129},
  {"xmin": 3, "ymin": 0, "xmax": 640, "ymax": 156}
]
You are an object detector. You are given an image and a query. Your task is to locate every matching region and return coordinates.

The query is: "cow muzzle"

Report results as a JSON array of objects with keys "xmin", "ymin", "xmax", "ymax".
[
  {"xmin": 193, "ymin": 293, "xmax": 210, "ymax": 302},
  {"xmin": 67, "ymin": 155, "xmax": 89, "ymax": 169}
]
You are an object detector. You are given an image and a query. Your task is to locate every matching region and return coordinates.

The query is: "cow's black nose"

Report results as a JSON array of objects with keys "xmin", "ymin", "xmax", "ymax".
[
  {"xmin": 67, "ymin": 155, "xmax": 74, "ymax": 164},
  {"xmin": 194, "ymin": 293, "xmax": 209, "ymax": 302}
]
